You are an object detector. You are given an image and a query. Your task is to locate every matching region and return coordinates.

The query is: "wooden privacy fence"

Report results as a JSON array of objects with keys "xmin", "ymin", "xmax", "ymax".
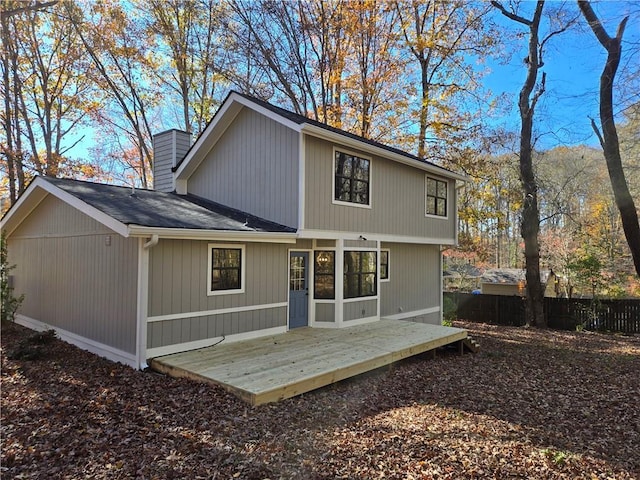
[{"xmin": 444, "ymin": 292, "xmax": 640, "ymax": 334}]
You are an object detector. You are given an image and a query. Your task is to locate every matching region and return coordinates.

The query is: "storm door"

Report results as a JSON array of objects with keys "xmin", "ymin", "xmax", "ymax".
[{"xmin": 288, "ymin": 252, "xmax": 309, "ymax": 329}]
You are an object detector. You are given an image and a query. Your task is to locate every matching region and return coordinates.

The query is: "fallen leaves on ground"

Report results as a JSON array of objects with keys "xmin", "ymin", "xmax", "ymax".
[{"xmin": 2, "ymin": 321, "xmax": 639, "ymax": 479}]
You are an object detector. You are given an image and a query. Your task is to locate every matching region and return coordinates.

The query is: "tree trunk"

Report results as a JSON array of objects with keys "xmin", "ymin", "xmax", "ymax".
[
  {"xmin": 491, "ymin": 0, "xmax": 547, "ymax": 327},
  {"xmin": 578, "ymin": 1, "xmax": 640, "ymax": 277}
]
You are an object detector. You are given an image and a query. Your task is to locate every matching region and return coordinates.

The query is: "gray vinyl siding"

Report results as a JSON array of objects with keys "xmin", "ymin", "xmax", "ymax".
[
  {"xmin": 147, "ymin": 307, "xmax": 286, "ymax": 349},
  {"xmin": 315, "ymin": 303, "xmax": 335, "ymax": 323},
  {"xmin": 304, "ymin": 135, "xmax": 456, "ymax": 240},
  {"xmin": 8, "ymin": 196, "xmax": 138, "ymax": 353},
  {"xmin": 380, "ymin": 243, "xmax": 441, "ymax": 318},
  {"xmin": 404, "ymin": 311, "xmax": 441, "ymax": 325},
  {"xmin": 147, "ymin": 239, "xmax": 288, "ymax": 348},
  {"xmin": 152, "ymin": 130, "xmax": 191, "ymax": 192},
  {"xmin": 188, "ymin": 107, "xmax": 299, "ymax": 228},
  {"xmin": 344, "ymin": 299, "xmax": 377, "ymax": 321}
]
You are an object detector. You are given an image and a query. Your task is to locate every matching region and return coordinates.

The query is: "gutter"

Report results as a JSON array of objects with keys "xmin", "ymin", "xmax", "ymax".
[
  {"xmin": 127, "ymin": 225, "xmax": 298, "ymax": 243},
  {"xmin": 300, "ymin": 124, "xmax": 470, "ymax": 182}
]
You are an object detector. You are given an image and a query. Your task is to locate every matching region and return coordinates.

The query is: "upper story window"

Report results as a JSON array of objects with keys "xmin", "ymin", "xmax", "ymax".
[
  {"xmin": 208, "ymin": 244, "xmax": 245, "ymax": 295},
  {"xmin": 334, "ymin": 150, "xmax": 371, "ymax": 207},
  {"xmin": 425, "ymin": 176, "xmax": 447, "ymax": 217}
]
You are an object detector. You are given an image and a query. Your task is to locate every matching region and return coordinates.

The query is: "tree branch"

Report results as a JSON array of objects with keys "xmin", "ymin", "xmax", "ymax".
[
  {"xmin": 0, "ymin": 1, "xmax": 58, "ymax": 19},
  {"xmin": 490, "ymin": 1, "xmax": 532, "ymax": 26},
  {"xmin": 588, "ymin": 116, "xmax": 605, "ymax": 149},
  {"xmin": 577, "ymin": 1, "xmax": 627, "ymax": 48}
]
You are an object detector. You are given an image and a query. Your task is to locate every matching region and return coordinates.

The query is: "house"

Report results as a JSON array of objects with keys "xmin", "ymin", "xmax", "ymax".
[
  {"xmin": 480, "ymin": 268, "xmax": 555, "ymax": 297},
  {"xmin": 1, "ymin": 91, "xmax": 467, "ymax": 370}
]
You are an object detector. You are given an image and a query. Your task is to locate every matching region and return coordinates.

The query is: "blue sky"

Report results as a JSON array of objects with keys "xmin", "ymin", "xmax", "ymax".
[
  {"xmin": 68, "ymin": 1, "xmax": 638, "ymax": 164},
  {"xmin": 483, "ymin": 0, "xmax": 639, "ymax": 150}
]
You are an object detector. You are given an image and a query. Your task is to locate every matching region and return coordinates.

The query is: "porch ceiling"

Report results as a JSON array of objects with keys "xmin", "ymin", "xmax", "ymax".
[{"xmin": 149, "ymin": 319, "xmax": 468, "ymax": 406}]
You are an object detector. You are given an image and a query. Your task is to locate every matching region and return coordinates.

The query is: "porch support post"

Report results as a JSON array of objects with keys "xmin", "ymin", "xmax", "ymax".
[{"xmin": 335, "ymin": 238, "xmax": 344, "ymax": 326}]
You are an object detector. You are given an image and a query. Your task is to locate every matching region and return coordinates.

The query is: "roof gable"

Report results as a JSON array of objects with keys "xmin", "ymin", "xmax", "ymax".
[
  {"xmin": 1, "ymin": 177, "xmax": 295, "ymax": 238},
  {"xmin": 174, "ymin": 91, "xmax": 467, "ymax": 185}
]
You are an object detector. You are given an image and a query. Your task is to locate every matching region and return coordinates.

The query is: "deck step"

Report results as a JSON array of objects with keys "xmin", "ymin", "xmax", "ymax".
[{"xmin": 462, "ymin": 335, "xmax": 480, "ymax": 354}]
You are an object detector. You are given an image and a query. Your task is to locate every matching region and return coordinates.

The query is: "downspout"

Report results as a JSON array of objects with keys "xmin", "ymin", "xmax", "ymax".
[
  {"xmin": 144, "ymin": 234, "xmax": 159, "ymax": 249},
  {"xmin": 136, "ymin": 235, "xmax": 159, "ymax": 369}
]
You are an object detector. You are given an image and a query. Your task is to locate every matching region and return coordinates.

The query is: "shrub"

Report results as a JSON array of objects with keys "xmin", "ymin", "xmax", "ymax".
[{"xmin": 1, "ymin": 232, "xmax": 25, "ymax": 323}]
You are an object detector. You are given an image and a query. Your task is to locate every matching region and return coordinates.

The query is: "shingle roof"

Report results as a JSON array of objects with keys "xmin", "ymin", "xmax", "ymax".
[
  {"xmin": 43, "ymin": 177, "xmax": 295, "ymax": 233},
  {"xmin": 174, "ymin": 90, "xmax": 451, "ymax": 173}
]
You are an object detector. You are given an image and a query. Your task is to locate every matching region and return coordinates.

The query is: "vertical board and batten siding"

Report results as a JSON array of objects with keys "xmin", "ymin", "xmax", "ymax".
[
  {"xmin": 152, "ymin": 130, "xmax": 191, "ymax": 193},
  {"xmin": 315, "ymin": 303, "xmax": 335, "ymax": 322},
  {"xmin": 380, "ymin": 243, "xmax": 441, "ymax": 324},
  {"xmin": 187, "ymin": 107, "xmax": 299, "ymax": 228},
  {"xmin": 8, "ymin": 196, "xmax": 138, "ymax": 353},
  {"xmin": 344, "ymin": 299, "xmax": 377, "ymax": 321},
  {"xmin": 304, "ymin": 135, "xmax": 456, "ymax": 240},
  {"xmin": 147, "ymin": 239, "xmax": 288, "ymax": 349}
]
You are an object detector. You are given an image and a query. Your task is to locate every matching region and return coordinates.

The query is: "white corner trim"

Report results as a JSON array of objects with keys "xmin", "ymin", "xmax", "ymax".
[
  {"xmin": 147, "ymin": 302, "xmax": 288, "ymax": 323},
  {"xmin": 298, "ymin": 133, "xmax": 306, "ymax": 230},
  {"xmin": 147, "ymin": 326, "xmax": 287, "ymax": 358},
  {"xmin": 15, "ymin": 314, "xmax": 138, "ymax": 369},
  {"xmin": 382, "ymin": 306, "xmax": 441, "ymax": 321},
  {"xmin": 136, "ymin": 238, "xmax": 151, "ymax": 370}
]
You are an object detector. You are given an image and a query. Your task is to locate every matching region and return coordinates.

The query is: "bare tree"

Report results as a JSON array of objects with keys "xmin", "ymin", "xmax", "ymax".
[
  {"xmin": 578, "ymin": 1, "xmax": 640, "ymax": 277},
  {"xmin": 64, "ymin": 0, "xmax": 156, "ymax": 188},
  {"xmin": 491, "ymin": 1, "xmax": 577, "ymax": 326},
  {"xmin": 1, "ymin": 0, "xmax": 93, "ymax": 203}
]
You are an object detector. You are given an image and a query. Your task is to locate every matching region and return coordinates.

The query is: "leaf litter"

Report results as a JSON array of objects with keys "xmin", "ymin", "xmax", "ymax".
[{"xmin": 2, "ymin": 320, "xmax": 639, "ymax": 479}]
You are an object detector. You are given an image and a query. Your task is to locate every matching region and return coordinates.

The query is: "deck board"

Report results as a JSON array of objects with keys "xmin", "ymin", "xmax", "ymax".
[{"xmin": 150, "ymin": 319, "xmax": 467, "ymax": 405}]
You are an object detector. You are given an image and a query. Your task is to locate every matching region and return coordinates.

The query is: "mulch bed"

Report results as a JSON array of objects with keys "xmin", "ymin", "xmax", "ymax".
[{"xmin": 2, "ymin": 320, "xmax": 639, "ymax": 479}]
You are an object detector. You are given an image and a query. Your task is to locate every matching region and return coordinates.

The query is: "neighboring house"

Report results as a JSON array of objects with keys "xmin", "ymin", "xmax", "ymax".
[
  {"xmin": 1, "ymin": 91, "xmax": 467, "ymax": 369},
  {"xmin": 480, "ymin": 268, "xmax": 555, "ymax": 297}
]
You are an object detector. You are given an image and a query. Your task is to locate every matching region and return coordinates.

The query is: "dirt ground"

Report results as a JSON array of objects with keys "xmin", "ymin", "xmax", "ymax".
[{"xmin": 2, "ymin": 320, "xmax": 639, "ymax": 479}]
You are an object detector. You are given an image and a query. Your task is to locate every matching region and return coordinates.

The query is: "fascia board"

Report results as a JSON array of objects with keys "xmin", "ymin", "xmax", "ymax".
[
  {"xmin": 1, "ymin": 177, "xmax": 129, "ymax": 238},
  {"xmin": 301, "ymin": 124, "xmax": 469, "ymax": 182},
  {"xmin": 175, "ymin": 92, "xmax": 302, "ymax": 181},
  {"xmin": 127, "ymin": 225, "xmax": 298, "ymax": 243}
]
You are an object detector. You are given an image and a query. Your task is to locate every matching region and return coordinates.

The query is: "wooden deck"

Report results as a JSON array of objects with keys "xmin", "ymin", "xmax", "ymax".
[{"xmin": 149, "ymin": 319, "xmax": 467, "ymax": 405}]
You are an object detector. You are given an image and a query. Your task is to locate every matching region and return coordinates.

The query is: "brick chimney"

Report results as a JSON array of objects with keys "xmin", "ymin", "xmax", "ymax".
[{"xmin": 152, "ymin": 129, "xmax": 191, "ymax": 192}]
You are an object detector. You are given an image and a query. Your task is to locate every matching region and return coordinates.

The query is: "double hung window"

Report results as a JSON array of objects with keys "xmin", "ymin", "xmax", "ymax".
[
  {"xmin": 426, "ymin": 177, "xmax": 447, "ymax": 217},
  {"xmin": 208, "ymin": 245, "xmax": 245, "ymax": 294},
  {"xmin": 344, "ymin": 251, "xmax": 377, "ymax": 298},
  {"xmin": 334, "ymin": 150, "xmax": 370, "ymax": 206}
]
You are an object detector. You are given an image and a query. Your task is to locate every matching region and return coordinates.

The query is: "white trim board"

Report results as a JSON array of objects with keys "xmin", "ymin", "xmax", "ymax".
[
  {"xmin": 14, "ymin": 314, "xmax": 138, "ymax": 369},
  {"xmin": 147, "ymin": 302, "xmax": 288, "ymax": 323},
  {"xmin": 297, "ymin": 229, "xmax": 456, "ymax": 246},
  {"xmin": 147, "ymin": 326, "xmax": 287, "ymax": 359}
]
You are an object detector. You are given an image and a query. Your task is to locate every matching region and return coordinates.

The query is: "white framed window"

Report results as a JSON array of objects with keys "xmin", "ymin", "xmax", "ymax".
[
  {"xmin": 333, "ymin": 148, "xmax": 372, "ymax": 208},
  {"xmin": 344, "ymin": 250, "xmax": 377, "ymax": 298},
  {"xmin": 380, "ymin": 249, "xmax": 390, "ymax": 281},
  {"xmin": 207, "ymin": 244, "xmax": 245, "ymax": 295},
  {"xmin": 425, "ymin": 176, "xmax": 448, "ymax": 218}
]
